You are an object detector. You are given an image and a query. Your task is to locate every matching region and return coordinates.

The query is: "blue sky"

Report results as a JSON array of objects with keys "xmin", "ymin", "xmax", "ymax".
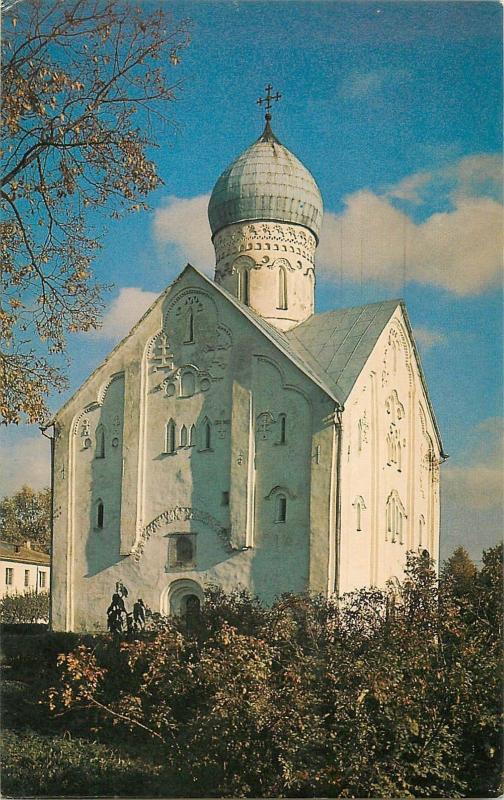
[{"xmin": 1, "ymin": 1, "xmax": 502, "ymax": 561}]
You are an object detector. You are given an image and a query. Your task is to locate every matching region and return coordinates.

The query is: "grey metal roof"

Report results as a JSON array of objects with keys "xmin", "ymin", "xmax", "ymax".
[
  {"xmin": 208, "ymin": 121, "xmax": 323, "ymax": 240},
  {"xmin": 286, "ymin": 300, "xmax": 401, "ymax": 402}
]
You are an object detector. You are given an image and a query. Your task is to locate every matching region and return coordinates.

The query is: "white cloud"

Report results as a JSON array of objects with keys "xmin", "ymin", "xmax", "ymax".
[
  {"xmin": 152, "ymin": 194, "xmax": 214, "ymax": 274},
  {"xmin": 387, "ymin": 154, "xmax": 502, "ymax": 205},
  {"xmin": 443, "ymin": 464, "xmax": 502, "ymax": 512},
  {"xmin": 96, "ymin": 287, "xmax": 159, "ymax": 341},
  {"xmin": 150, "ymin": 158, "xmax": 502, "ymax": 297},
  {"xmin": 339, "ymin": 68, "xmax": 411, "ymax": 99},
  {"xmin": 440, "ymin": 417, "xmax": 503, "ymax": 560},
  {"xmin": 0, "ymin": 434, "xmax": 50, "ymax": 496},
  {"xmin": 412, "ymin": 326, "xmax": 447, "ymax": 351},
  {"xmin": 443, "ymin": 417, "xmax": 503, "ymax": 512},
  {"xmin": 317, "ymin": 190, "xmax": 502, "ymax": 295}
]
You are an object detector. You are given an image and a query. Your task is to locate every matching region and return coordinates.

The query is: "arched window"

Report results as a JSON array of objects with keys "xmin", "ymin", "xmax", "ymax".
[
  {"xmin": 386, "ymin": 491, "xmax": 406, "ymax": 543},
  {"xmin": 180, "ymin": 425, "xmax": 188, "ymax": 447},
  {"xmin": 184, "ymin": 308, "xmax": 195, "ymax": 343},
  {"xmin": 201, "ymin": 418, "xmax": 212, "ymax": 450},
  {"xmin": 276, "ymin": 494, "xmax": 287, "ymax": 523},
  {"xmin": 97, "ymin": 500, "xmax": 104, "ymax": 529},
  {"xmin": 278, "ymin": 413, "xmax": 287, "ymax": 444},
  {"xmin": 96, "ymin": 425, "xmax": 105, "ymax": 459},
  {"xmin": 238, "ymin": 268, "xmax": 250, "ymax": 306},
  {"xmin": 277, "ymin": 266, "xmax": 288, "ymax": 310},
  {"xmin": 165, "ymin": 420, "xmax": 176, "ymax": 454},
  {"xmin": 181, "ymin": 371, "xmax": 195, "ymax": 398},
  {"xmin": 176, "ymin": 535, "xmax": 193, "ymax": 565},
  {"xmin": 189, "ymin": 424, "xmax": 196, "ymax": 447}
]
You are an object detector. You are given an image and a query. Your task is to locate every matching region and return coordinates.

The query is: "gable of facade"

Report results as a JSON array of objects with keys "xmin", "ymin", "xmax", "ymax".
[{"xmin": 337, "ymin": 304, "xmax": 443, "ymax": 594}]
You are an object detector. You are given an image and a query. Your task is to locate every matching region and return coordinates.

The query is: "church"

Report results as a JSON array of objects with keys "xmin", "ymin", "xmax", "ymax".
[{"xmin": 49, "ymin": 96, "xmax": 444, "ymax": 631}]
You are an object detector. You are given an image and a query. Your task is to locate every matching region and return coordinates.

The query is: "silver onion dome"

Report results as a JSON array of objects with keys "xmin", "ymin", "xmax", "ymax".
[{"xmin": 208, "ymin": 120, "xmax": 323, "ymax": 242}]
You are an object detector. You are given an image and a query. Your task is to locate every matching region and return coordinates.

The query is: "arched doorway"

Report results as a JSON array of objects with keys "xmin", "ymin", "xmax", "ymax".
[{"xmin": 161, "ymin": 579, "xmax": 204, "ymax": 617}]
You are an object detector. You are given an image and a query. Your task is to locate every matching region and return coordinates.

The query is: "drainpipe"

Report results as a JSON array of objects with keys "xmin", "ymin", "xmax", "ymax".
[
  {"xmin": 333, "ymin": 408, "xmax": 343, "ymax": 598},
  {"xmin": 40, "ymin": 423, "xmax": 54, "ymax": 628}
]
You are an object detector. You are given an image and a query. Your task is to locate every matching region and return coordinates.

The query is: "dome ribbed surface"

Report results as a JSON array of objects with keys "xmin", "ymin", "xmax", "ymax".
[{"xmin": 208, "ymin": 122, "xmax": 323, "ymax": 240}]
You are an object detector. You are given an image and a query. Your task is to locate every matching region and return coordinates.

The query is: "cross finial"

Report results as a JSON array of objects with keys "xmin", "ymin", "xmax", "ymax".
[{"xmin": 257, "ymin": 83, "xmax": 282, "ymax": 121}]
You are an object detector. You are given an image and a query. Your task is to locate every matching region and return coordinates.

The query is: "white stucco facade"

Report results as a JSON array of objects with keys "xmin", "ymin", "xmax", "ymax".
[
  {"xmin": 0, "ymin": 541, "xmax": 50, "ymax": 599},
  {"xmin": 49, "ymin": 119, "xmax": 443, "ymax": 632}
]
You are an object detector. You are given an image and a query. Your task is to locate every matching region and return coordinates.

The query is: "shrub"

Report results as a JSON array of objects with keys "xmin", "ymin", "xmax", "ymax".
[
  {"xmin": 0, "ymin": 590, "xmax": 49, "ymax": 624},
  {"xmin": 1, "ymin": 730, "xmax": 170, "ymax": 797},
  {"xmin": 45, "ymin": 548, "xmax": 503, "ymax": 798}
]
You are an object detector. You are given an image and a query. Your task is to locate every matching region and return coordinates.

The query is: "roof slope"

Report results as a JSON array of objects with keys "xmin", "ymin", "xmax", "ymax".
[
  {"xmin": 0, "ymin": 540, "xmax": 51, "ymax": 565},
  {"xmin": 286, "ymin": 300, "xmax": 401, "ymax": 402}
]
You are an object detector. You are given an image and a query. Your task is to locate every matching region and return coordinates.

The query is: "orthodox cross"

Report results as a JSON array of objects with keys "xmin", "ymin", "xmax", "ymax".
[
  {"xmin": 257, "ymin": 83, "xmax": 282, "ymax": 120},
  {"xmin": 151, "ymin": 334, "xmax": 173, "ymax": 370}
]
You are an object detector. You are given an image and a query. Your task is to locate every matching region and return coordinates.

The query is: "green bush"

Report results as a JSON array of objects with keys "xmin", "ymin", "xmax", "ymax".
[
  {"xmin": 0, "ymin": 590, "xmax": 49, "ymax": 624},
  {"xmin": 45, "ymin": 546, "xmax": 502, "ymax": 798},
  {"xmin": 1, "ymin": 547, "xmax": 501, "ymax": 798},
  {"xmin": 1, "ymin": 730, "xmax": 172, "ymax": 798}
]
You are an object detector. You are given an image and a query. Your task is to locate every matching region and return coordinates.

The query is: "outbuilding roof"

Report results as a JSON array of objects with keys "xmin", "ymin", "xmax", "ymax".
[{"xmin": 0, "ymin": 541, "xmax": 51, "ymax": 566}]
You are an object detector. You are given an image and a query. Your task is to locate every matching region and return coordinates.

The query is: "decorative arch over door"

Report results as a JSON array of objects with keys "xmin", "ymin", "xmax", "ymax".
[{"xmin": 161, "ymin": 578, "xmax": 204, "ymax": 616}]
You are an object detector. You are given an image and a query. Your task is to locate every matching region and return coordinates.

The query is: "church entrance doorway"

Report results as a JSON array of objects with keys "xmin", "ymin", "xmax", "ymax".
[{"xmin": 162, "ymin": 578, "xmax": 204, "ymax": 617}]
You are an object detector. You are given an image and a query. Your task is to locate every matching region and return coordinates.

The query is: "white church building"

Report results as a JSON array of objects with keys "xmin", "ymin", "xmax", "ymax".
[{"xmin": 49, "ymin": 104, "xmax": 444, "ymax": 631}]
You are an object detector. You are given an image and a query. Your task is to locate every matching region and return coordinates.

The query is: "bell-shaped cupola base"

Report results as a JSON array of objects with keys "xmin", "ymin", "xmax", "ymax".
[{"xmin": 213, "ymin": 221, "xmax": 316, "ymax": 331}]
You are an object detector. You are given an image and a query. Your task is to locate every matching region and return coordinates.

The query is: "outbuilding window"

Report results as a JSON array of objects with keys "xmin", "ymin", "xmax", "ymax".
[{"xmin": 5, "ymin": 568, "xmax": 13, "ymax": 586}]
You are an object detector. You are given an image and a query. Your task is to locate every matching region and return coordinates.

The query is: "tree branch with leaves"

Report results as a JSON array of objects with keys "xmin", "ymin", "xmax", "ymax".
[{"xmin": 1, "ymin": 0, "xmax": 191, "ymax": 424}]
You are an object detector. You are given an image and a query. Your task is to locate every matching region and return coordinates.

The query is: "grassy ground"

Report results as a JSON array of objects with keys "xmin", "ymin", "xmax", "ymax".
[{"xmin": 0, "ymin": 627, "xmax": 185, "ymax": 798}]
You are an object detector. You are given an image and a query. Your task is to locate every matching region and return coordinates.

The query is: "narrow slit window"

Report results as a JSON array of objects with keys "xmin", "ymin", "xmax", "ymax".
[
  {"xmin": 278, "ymin": 414, "xmax": 287, "ymax": 444},
  {"xmin": 184, "ymin": 308, "xmax": 195, "ymax": 343},
  {"xmin": 222, "ymin": 491, "xmax": 230, "ymax": 506},
  {"xmin": 202, "ymin": 420, "xmax": 212, "ymax": 450},
  {"xmin": 180, "ymin": 425, "xmax": 188, "ymax": 448},
  {"xmin": 96, "ymin": 425, "xmax": 105, "ymax": 459},
  {"xmin": 356, "ymin": 502, "xmax": 362, "ymax": 532},
  {"xmin": 276, "ymin": 495, "xmax": 287, "ymax": 523},
  {"xmin": 277, "ymin": 266, "xmax": 288, "ymax": 310},
  {"xmin": 97, "ymin": 501, "xmax": 104, "ymax": 529},
  {"xmin": 238, "ymin": 268, "xmax": 250, "ymax": 306},
  {"xmin": 166, "ymin": 420, "xmax": 176, "ymax": 454}
]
